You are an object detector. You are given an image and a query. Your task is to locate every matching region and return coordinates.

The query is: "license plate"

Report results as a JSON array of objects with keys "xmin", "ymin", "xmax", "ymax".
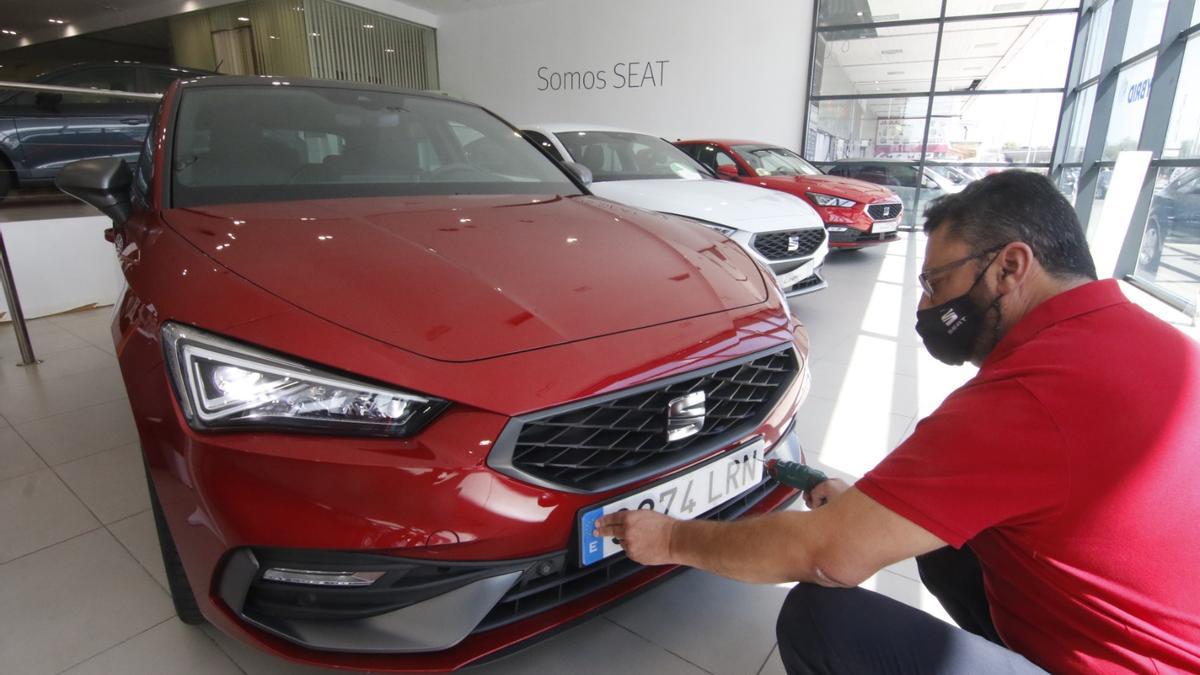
[
  {"xmin": 873, "ymin": 221, "xmax": 898, "ymax": 234},
  {"xmin": 577, "ymin": 440, "xmax": 766, "ymax": 566},
  {"xmin": 775, "ymin": 261, "xmax": 815, "ymax": 289}
]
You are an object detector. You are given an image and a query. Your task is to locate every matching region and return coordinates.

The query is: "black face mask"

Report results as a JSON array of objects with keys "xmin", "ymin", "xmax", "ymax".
[{"xmin": 915, "ymin": 256, "xmax": 1002, "ymax": 366}]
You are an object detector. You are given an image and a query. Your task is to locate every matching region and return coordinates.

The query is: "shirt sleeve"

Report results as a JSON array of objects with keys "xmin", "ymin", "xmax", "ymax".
[{"xmin": 856, "ymin": 377, "xmax": 1069, "ymax": 548}]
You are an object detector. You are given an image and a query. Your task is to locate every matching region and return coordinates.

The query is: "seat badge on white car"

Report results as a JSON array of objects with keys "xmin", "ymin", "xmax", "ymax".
[
  {"xmin": 787, "ymin": 234, "xmax": 801, "ymax": 252},
  {"xmin": 667, "ymin": 391, "xmax": 706, "ymax": 442}
]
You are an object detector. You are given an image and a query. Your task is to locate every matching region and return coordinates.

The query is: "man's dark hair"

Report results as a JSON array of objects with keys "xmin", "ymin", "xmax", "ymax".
[{"xmin": 923, "ymin": 170, "xmax": 1098, "ymax": 280}]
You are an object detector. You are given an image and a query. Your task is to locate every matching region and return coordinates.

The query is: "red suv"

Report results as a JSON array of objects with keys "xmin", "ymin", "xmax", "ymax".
[
  {"xmin": 676, "ymin": 139, "xmax": 904, "ymax": 249},
  {"xmin": 55, "ymin": 77, "xmax": 810, "ymax": 671}
]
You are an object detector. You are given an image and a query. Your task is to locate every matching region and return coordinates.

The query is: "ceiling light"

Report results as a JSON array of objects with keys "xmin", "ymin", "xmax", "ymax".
[
  {"xmin": 887, "ymin": 70, "xmax": 903, "ymax": 75},
  {"xmin": 48, "ymin": 18, "xmax": 66, "ymax": 24},
  {"xmin": 856, "ymin": 11, "xmax": 863, "ymax": 16},
  {"xmin": 385, "ymin": 48, "xmax": 395, "ymax": 53},
  {"xmin": 269, "ymin": 34, "xmax": 279, "ymax": 39},
  {"xmin": 875, "ymin": 13, "xmax": 900, "ymax": 21},
  {"xmin": 881, "ymin": 48, "xmax": 903, "ymax": 55},
  {"xmin": 362, "ymin": 23, "xmax": 375, "ymax": 28},
  {"xmin": 237, "ymin": 16, "xmax": 250, "ymax": 21}
]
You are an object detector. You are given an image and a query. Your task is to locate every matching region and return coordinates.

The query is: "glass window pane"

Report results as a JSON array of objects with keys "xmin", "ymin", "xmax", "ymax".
[
  {"xmin": 1163, "ymin": 36, "xmax": 1200, "ymax": 159},
  {"xmin": 1057, "ymin": 166, "xmax": 1081, "ymax": 205},
  {"xmin": 812, "ymin": 25, "xmax": 938, "ymax": 96},
  {"xmin": 935, "ymin": 14, "xmax": 1076, "ymax": 91},
  {"xmin": 946, "ymin": 0, "xmax": 1079, "ymax": 16},
  {"xmin": 1133, "ymin": 166, "xmax": 1200, "ymax": 308},
  {"xmin": 1102, "ymin": 55, "xmax": 1156, "ymax": 160},
  {"xmin": 805, "ymin": 97, "xmax": 930, "ymax": 162},
  {"xmin": 1122, "ymin": 0, "xmax": 1169, "ymax": 60},
  {"xmin": 1065, "ymin": 84, "xmax": 1096, "ymax": 163},
  {"xmin": 1081, "ymin": 0, "xmax": 1113, "ymax": 81},
  {"xmin": 817, "ymin": 0, "xmax": 940, "ymax": 26},
  {"xmin": 928, "ymin": 92, "xmax": 1063, "ymax": 162}
]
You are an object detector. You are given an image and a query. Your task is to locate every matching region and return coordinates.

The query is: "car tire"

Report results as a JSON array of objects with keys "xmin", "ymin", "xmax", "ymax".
[
  {"xmin": 146, "ymin": 461, "xmax": 207, "ymax": 625},
  {"xmin": 1138, "ymin": 218, "xmax": 1163, "ymax": 273}
]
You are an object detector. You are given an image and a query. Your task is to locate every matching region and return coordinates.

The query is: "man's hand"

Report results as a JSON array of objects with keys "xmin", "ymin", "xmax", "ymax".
[
  {"xmin": 593, "ymin": 510, "xmax": 679, "ymax": 566},
  {"xmin": 805, "ymin": 477, "xmax": 850, "ymax": 509}
]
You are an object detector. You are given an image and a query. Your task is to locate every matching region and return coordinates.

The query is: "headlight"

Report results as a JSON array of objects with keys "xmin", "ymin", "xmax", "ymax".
[
  {"xmin": 806, "ymin": 193, "xmax": 857, "ymax": 208},
  {"xmin": 161, "ymin": 323, "xmax": 447, "ymax": 437},
  {"xmin": 667, "ymin": 213, "xmax": 739, "ymax": 237}
]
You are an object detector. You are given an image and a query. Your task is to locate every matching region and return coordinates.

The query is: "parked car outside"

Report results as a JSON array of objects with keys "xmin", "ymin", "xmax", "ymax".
[
  {"xmin": 55, "ymin": 77, "xmax": 812, "ymax": 671},
  {"xmin": 522, "ymin": 124, "xmax": 830, "ymax": 296},
  {"xmin": 820, "ymin": 159, "xmax": 962, "ymax": 227},
  {"xmin": 1140, "ymin": 167, "xmax": 1200, "ymax": 273},
  {"xmin": 0, "ymin": 61, "xmax": 211, "ymax": 199},
  {"xmin": 675, "ymin": 139, "xmax": 904, "ymax": 250}
]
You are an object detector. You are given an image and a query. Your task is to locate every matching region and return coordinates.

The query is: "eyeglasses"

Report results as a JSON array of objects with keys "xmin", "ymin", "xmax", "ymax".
[{"xmin": 919, "ymin": 243, "xmax": 1008, "ymax": 298}]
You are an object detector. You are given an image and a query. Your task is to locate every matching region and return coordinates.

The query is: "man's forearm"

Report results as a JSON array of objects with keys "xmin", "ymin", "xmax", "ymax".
[{"xmin": 669, "ymin": 511, "xmax": 847, "ymax": 586}]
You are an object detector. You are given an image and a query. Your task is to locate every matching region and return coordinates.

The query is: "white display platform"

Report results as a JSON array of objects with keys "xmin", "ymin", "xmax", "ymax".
[{"xmin": 0, "ymin": 216, "xmax": 124, "ymax": 321}]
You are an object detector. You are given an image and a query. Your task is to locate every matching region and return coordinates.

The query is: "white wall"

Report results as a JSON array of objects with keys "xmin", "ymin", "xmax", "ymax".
[
  {"xmin": 435, "ymin": 0, "xmax": 814, "ymax": 150},
  {"xmin": 0, "ymin": 217, "xmax": 123, "ymax": 321}
]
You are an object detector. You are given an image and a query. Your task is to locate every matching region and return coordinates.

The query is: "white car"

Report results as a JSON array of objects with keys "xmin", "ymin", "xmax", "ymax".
[{"xmin": 521, "ymin": 124, "xmax": 829, "ymax": 296}]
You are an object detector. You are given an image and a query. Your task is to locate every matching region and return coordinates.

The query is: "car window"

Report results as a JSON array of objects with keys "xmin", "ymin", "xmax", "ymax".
[
  {"xmin": 885, "ymin": 165, "xmax": 921, "ymax": 188},
  {"xmin": 51, "ymin": 67, "xmax": 140, "ymax": 104},
  {"xmin": 733, "ymin": 145, "xmax": 821, "ymax": 177},
  {"xmin": 556, "ymin": 130, "xmax": 707, "ymax": 182},
  {"xmin": 143, "ymin": 68, "xmax": 190, "ymax": 94},
  {"xmin": 132, "ymin": 101, "xmax": 163, "ymax": 206},
  {"xmin": 523, "ymin": 130, "xmax": 563, "ymax": 161},
  {"xmin": 171, "ymin": 85, "xmax": 580, "ymax": 207}
]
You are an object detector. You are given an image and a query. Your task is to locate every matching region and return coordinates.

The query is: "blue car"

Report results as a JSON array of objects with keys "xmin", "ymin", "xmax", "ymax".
[{"xmin": 0, "ymin": 62, "xmax": 212, "ymax": 200}]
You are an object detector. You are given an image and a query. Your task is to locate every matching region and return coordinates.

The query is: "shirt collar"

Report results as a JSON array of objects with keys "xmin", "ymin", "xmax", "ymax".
[{"xmin": 984, "ymin": 279, "xmax": 1128, "ymax": 365}]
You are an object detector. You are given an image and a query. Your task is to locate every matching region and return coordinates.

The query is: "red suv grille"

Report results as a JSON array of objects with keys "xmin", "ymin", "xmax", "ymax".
[
  {"xmin": 867, "ymin": 203, "xmax": 902, "ymax": 221},
  {"xmin": 498, "ymin": 346, "xmax": 798, "ymax": 491}
]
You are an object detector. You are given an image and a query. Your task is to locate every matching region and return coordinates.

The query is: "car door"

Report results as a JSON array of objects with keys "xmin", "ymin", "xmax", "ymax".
[{"xmin": 10, "ymin": 66, "xmax": 149, "ymax": 181}]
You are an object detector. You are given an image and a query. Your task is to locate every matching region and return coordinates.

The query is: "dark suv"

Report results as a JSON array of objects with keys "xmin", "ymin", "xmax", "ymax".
[{"xmin": 0, "ymin": 62, "xmax": 211, "ymax": 199}]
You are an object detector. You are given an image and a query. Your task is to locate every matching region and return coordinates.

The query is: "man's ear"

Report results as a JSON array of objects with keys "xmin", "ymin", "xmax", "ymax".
[{"xmin": 996, "ymin": 242, "xmax": 1035, "ymax": 292}]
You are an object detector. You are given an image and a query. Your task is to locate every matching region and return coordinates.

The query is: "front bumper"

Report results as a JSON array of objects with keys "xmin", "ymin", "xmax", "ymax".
[
  {"xmin": 216, "ymin": 427, "xmax": 803, "ymax": 655},
  {"xmin": 828, "ymin": 226, "xmax": 900, "ymax": 248},
  {"xmin": 726, "ymin": 229, "xmax": 830, "ymax": 297}
]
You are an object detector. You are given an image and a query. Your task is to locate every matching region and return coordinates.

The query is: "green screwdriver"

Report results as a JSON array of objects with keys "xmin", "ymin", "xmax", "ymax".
[{"xmin": 762, "ymin": 458, "xmax": 830, "ymax": 503}]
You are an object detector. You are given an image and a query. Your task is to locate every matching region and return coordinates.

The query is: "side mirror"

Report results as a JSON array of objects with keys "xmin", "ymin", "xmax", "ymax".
[
  {"xmin": 56, "ymin": 158, "xmax": 134, "ymax": 225},
  {"xmin": 35, "ymin": 91, "xmax": 63, "ymax": 110},
  {"xmin": 562, "ymin": 161, "xmax": 593, "ymax": 186},
  {"xmin": 716, "ymin": 164, "xmax": 740, "ymax": 179}
]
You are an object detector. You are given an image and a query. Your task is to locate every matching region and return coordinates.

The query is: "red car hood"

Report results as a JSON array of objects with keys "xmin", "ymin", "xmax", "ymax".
[
  {"xmin": 756, "ymin": 174, "xmax": 897, "ymax": 203},
  {"xmin": 163, "ymin": 194, "xmax": 767, "ymax": 362}
]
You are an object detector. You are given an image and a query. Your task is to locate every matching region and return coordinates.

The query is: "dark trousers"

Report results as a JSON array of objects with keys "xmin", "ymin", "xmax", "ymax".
[{"xmin": 775, "ymin": 546, "xmax": 1047, "ymax": 674}]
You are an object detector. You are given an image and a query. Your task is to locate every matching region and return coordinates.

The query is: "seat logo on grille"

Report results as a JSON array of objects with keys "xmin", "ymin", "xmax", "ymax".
[
  {"xmin": 666, "ymin": 391, "xmax": 706, "ymax": 442},
  {"xmin": 787, "ymin": 234, "xmax": 801, "ymax": 252}
]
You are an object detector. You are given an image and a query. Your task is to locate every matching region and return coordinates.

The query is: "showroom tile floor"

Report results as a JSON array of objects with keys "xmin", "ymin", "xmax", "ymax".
[{"xmin": 0, "ymin": 232, "xmax": 1195, "ymax": 675}]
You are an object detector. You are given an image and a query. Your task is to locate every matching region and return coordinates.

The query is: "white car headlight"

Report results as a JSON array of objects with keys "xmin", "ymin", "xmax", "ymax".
[
  {"xmin": 806, "ymin": 193, "xmax": 857, "ymax": 208},
  {"xmin": 162, "ymin": 322, "xmax": 446, "ymax": 437}
]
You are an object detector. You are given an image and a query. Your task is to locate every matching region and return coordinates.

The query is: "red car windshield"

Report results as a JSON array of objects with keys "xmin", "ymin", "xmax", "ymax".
[
  {"xmin": 170, "ymin": 85, "xmax": 581, "ymax": 207},
  {"xmin": 733, "ymin": 145, "xmax": 822, "ymax": 177}
]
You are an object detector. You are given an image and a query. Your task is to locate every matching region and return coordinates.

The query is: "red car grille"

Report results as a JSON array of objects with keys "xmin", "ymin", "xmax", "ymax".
[
  {"xmin": 752, "ymin": 229, "xmax": 826, "ymax": 260},
  {"xmin": 504, "ymin": 347, "xmax": 799, "ymax": 491},
  {"xmin": 867, "ymin": 203, "xmax": 902, "ymax": 221}
]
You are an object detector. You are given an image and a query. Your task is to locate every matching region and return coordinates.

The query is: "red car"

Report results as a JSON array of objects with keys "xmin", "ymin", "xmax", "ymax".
[
  {"xmin": 55, "ymin": 77, "xmax": 810, "ymax": 671},
  {"xmin": 676, "ymin": 139, "xmax": 904, "ymax": 249}
]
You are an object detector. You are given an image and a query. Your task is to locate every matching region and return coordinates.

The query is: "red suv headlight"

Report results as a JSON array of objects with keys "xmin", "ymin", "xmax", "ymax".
[{"xmin": 161, "ymin": 322, "xmax": 448, "ymax": 437}]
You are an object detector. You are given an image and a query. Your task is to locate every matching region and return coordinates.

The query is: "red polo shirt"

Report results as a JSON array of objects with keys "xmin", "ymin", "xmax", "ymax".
[{"xmin": 857, "ymin": 280, "xmax": 1200, "ymax": 673}]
